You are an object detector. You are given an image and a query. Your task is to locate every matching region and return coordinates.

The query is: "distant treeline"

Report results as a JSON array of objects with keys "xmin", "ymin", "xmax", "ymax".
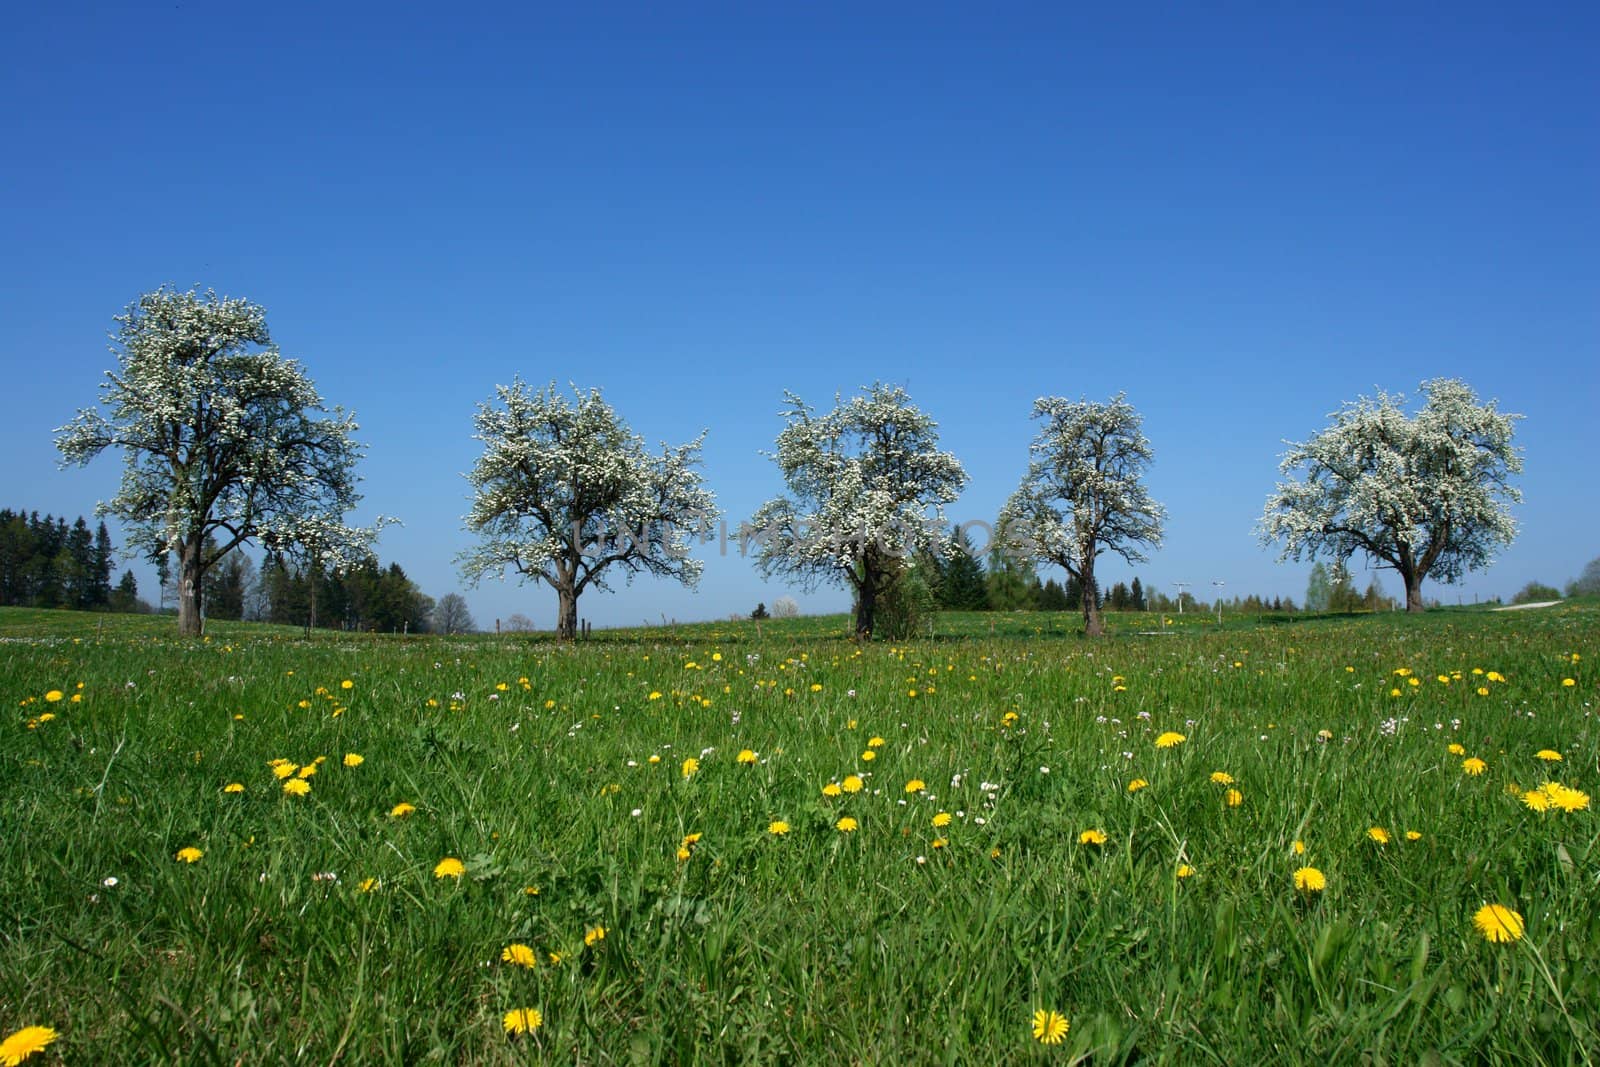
[
  {"xmin": 188, "ymin": 545, "xmax": 435, "ymax": 633},
  {"xmin": 0, "ymin": 508, "xmax": 139, "ymax": 611}
]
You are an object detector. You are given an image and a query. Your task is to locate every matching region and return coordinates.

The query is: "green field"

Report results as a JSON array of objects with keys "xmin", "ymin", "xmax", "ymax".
[{"xmin": 2, "ymin": 604, "xmax": 1596, "ymax": 1064}]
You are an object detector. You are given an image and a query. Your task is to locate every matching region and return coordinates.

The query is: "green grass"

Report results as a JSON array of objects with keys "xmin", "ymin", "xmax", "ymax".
[{"xmin": 2, "ymin": 604, "xmax": 1597, "ymax": 1064}]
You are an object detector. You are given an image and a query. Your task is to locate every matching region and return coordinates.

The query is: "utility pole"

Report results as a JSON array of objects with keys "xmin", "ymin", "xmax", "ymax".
[
  {"xmin": 1212, "ymin": 579, "xmax": 1225, "ymax": 624},
  {"xmin": 1173, "ymin": 581, "xmax": 1189, "ymax": 615}
]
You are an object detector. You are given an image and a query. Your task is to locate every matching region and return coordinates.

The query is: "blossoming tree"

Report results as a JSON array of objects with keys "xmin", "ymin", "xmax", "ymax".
[
  {"xmin": 1257, "ymin": 378, "xmax": 1522, "ymax": 612},
  {"xmin": 55, "ymin": 287, "xmax": 376, "ymax": 636},
  {"xmin": 998, "ymin": 394, "xmax": 1166, "ymax": 637},
  {"xmin": 458, "ymin": 379, "xmax": 716, "ymax": 639},
  {"xmin": 749, "ymin": 384, "xmax": 967, "ymax": 639}
]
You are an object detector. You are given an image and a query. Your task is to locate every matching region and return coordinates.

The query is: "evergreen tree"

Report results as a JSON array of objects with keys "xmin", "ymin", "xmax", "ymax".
[
  {"xmin": 985, "ymin": 545, "xmax": 1039, "ymax": 610},
  {"xmin": 938, "ymin": 525, "xmax": 988, "ymax": 610},
  {"xmin": 1129, "ymin": 577, "xmax": 1145, "ymax": 611}
]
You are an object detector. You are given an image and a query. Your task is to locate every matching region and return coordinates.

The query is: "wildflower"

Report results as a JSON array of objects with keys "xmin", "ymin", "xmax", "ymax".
[
  {"xmin": 175, "ymin": 847, "xmax": 203, "ymax": 863},
  {"xmin": 767, "ymin": 820, "xmax": 790, "ymax": 835},
  {"xmin": 1447, "ymin": 743, "xmax": 1466, "ymax": 756},
  {"xmin": 1473, "ymin": 904, "xmax": 1525, "ymax": 944},
  {"xmin": 1224, "ymin": 789, "xmax": 1243, "ymax": 807},
  {"xmin": 842, "ymin": 774, "xmax": 864, "ymax": 793},
  {"xmin": 389, "ymin": 802, "xmax": 416, "ymax": 818},
  {"xmin": 1542, "ymin": 782, "xmax": 1591, "ymax": 812},
  {"xmin": 1405, "ymin": 830, "xmax": 1422, "ymax": 841},
  {"xmin": 1367, "ymin": 827, "xmax": 1390, "ymax": 845},
  {"xmin": 736, "ymin": 749, "xmax": 757, "ymax": 764},
  {"xmin": 1032, "ymin": 1009, "xmax": 1069, "ymax": 1045},
  {"xmin": 343, "ymin": 753, "xmax": 364, "ymax": 767},
  {"xmin": 501, "ymin": 944, "xmax": 538, "ymax": 968},
  {"xmin": 283, "ymin": 778, "xmax": 311, "ymax": 796},
  {"xmin": 932, "ymin": 811, "xmax": 952, "ymax": 828},
  {"xmin": 296, "ymin": 763, "xmax": 317, "ymax": 779},
  {"xmin": 584, "ymin": 925, "xmax": 605, "ymax": 946},
  {"xmin": 0, "ymin": 1026, "xmax": 58, "ymax": 1065},
  {"xmin": 1522, "ymin": 789, "xmax": 1551, "ymax": 812},
  {"xmin": 358, "ymin": 878, "xmax": 379, "ymax": 892},
  {"xmin": 1292, "ymin": 840, "xmax": 1306, "ymax": 855},
  {"xmin": 868, "ymin": 736, "xmax": 885, "ymax": 748},
  {"xmin": 433, "ymin": 857, "xmax": 465, "ymax": 879},
  {"xmin": 502, "ymin": 1008, "xmax": 542, "ymax": 1034},
  {"xmin": 223, "ymin": 782, "xmax": 244, "ymax": 794},
  {"xmin": 1078, "ymin": 829, "xmax": 1107, "ymax": 846},
  {"xmin": 1536, "ymin": 749, "xmax": 1562, "ymax": 762},
  {"xmin": 1176, "ymin": 864, "xmax": 1196, "ymax": 879},
  {"xmin": 1126, "ymin": 778, "xmax": 1149, "ymax": 793},
  {"xmin": 648, "ymin": 691, "xmax": 662, "ymax": 701},
  {"xmin": 44, "ymin": 691, "xmax": 63, "ymax": 703},
  {"xmin": 904, "ymin": 778, "xmax": 926, "ymax": 794},
  {"xmin": 273, "ymin": 763, "xmax": 299, "ymax": 779},
  {"xmin": 821, "ymin": 782, "xmax": 843, "ymax": 798},
  {"xmin": 836, "ymin": 816, "xmax": 859, "ymax": 833},
  {"xmin": 1155, "ymin": 731, "xmax": 1186, "ymax": 748},
  {"xmin": 1561, "ymin": 678, "xmax": 1576, "ymax": 687},
  {"xmin": 681, "ymin": 757, "xmax": 699, "ymax": 778},
  {"xmin": 1462, "ymin": 758, "xmax": 1487, "ymax": 776},
  {"xmin": 1293, "ymin": 867, "xmax": 1326, "ymax": 893},
  {"xmin": 860, "ymin": 750, "xmax": 876, "ymax": 761},
  {"xmin": 1209, "ymin": 771, "xmax": 1234, "ymax": 785}
]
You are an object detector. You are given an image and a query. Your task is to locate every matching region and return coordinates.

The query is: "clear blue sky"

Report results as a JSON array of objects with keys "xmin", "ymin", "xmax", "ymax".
[{"xmin": 3, "ymin": 3, "xmax": 1596, "ymax": 628}]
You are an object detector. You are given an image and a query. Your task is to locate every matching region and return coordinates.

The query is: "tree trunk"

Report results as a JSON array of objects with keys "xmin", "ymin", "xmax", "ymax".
[
  {"xmin": 1405, "ymin": 575, "xmax": 1426, "ymax": 613},
  {"xmin": 854, "ymin": 576, "xmax": 877, "ymax": 640},
  {"xmin": 556, "ymin": 585, "xmax": 579, "ymax": 641},
  {"xmin": 1081, "ymin": 570, "xmax": 1105, "ymax": 637},
  {"xmin": 176, "ymin": 536, "xmax": 204, "ymax": 636}
]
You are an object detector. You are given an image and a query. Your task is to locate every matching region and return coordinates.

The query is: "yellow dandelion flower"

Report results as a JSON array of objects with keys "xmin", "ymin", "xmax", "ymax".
[
  {"xmin": 1224, "ymin": 788, "xmax": 1243, "ymax": 807},
  {"xmin": 1155, "ymin": 731, "xmax": 1186, "ymax": 748},
  {"xmin": 1177, "ymin": 863, "xmax": 1196, "ymax": 878},
  {"xmin": 932, "ymin": 811, "xmax": 952, "ymax": 828},
  {"xmin": 44, "ymin": 690, "xmax": 63, "ymax": 703},
  {"xmin": 842, "ymin": 774, "xmax": 864, "ymax": 793},
  {"xmin": 1292, "ymin": 840, "xmax": 1306, "ymax": 855},
  {"xmin": 1210, "ymin": 771, "xmax": 1234, "ymax": 785},
  {"xmin": 175, "ymin": 846, "xmax": 203, "ymax": 863},
  {"xmin": 1405, "ymin": 830, "xmax": 1422, "ymax": 841},
  {"xmin": 433, "ymin": 857, "xmax": 465, "ymax": 879},
  {"xmin": 1462, "ymin": 758, "xmax": 1487, "ymax": 776},
  {"xmin": 501, "ymin": 944, "xmax": 538, "ymax": 968},
  {"xmin": 821, "ymin": 782, "xmax": 843, "ymax": 797},
  {"xmin": 1447, "ymin": 743, "xmax": 1466, "ymax": 756},
  {"xmin": 358, "ymin": 878, "xmax": 379, "ymax": 892},
  {"xmin": 223, "ymin": 782, "xmax": 244, "ymax": 794},
  {"xmin": 736, "ymin": 749, "xmax": 757, "ymax": 764},
  {"xmin": 860, "ymin": 750, "xmax": 876, "ymax": 761},
  {"xmin": 767, "ymin": 820, "xmax": 790, "ymax": 835},
  {"xmin": 389, "ymin": 802, "xmax": 416, "ymax": 818},
  {"xmin": 1473, "ymin": 904, "xmax": 1525, "ymax": 943},
  {"xmin": 1542, "ymin": 782, "xmax": 1590, "ymax": 812},
  {"xmin": 1522, "ymin": 789, "xmax": 1551, "ymax": 812},
  {"xmin": 1561, "ymin": 678, "xmax": 1576, "ymax": 687},
  {"xmin": 0, "ymin": 1025, "xmax": 58, "ymax": 1065},
  {"xmin": 1078, "ymin": 829, "xmax": 1107, "ymax": 846},
  {"xmin": 273, "ymin": 763, "xmax": 299, "ymax": 779},
  {"xmin": 681, "ymin": 757, "xmax": 699, "ymax": 778},
  {"xmin": 868, "ymin": 736, "xmax": 885, "ymax": 748},
  {"xmin": 296, "ymin": 763, "xmax": 317, "ymax": 779},
  {"xmin": 835, "ymin": 816, "xmax": 858, "ymax": 833},
  {"xmin": 904, "ymin": 778, "xmax": 926, "ymax": 794},
  {"xmin": 647, "ymin": 754, "xmax": 661, "ymax": 763},
  {"xmin": 1293, "ymin": 867, "xmax": 1326, "ymax": 892},
  {"xmin": 282, "ymin": 778, "xmax": 311, "ymax": 796},
  {"xmin": 343, "ymin": 753, "xmax": 364, "ymax": 767},
  {"xmin": 1032, "ymin": 1009, "xmax": 1069, "ymax": 1045},
  {"xmin": 1368, "ymin": 827, "xmax": 1390, "ymax": 844},
  {"xmin": 1126, "ymin": 778, "xmax": 1149, "ymax": 793},
  {"xmin": 1535, "ymin": 749, "xmax": 1562, "ymax": 762},
  {"xmin": 502, "ymin": 1007, "xmax": 542, "ymax": 1034},
  {"xmin": 648, "ymin": 691, "xmax": 662, "ymax": 701},
  {"xmin": 584, "ymin": 925, "xmax": 606, "ymax": 946}
]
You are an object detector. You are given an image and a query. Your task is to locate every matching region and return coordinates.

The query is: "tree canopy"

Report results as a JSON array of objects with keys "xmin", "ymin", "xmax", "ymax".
[
  {"xmin": 999, "ymin": 394, "xmax": 1165, "ymax": 636},
  {"xmin": 749, "ymin": 384, "xmax": 967, "ymax": 639},
  {"xmin": 458, "ymin": 379, "xmax": 716, "ymax": 640},
  {"xmin": 55, "ymin": 287, "xmax": 378, "ymax": 635},
  {"xmin": 1258, "ymin": 378, "xmax": 1521, "ymax": 612}
]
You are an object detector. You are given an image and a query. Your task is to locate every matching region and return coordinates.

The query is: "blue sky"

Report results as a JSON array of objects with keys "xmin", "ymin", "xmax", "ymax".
[{"xmin": 3, "ymin": 3, "xmax": 1596, "ymax": 629}]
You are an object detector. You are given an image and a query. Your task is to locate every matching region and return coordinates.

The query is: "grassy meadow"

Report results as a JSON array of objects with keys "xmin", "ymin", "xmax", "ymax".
[{"xmin": 2, "ymin": 602, "xmax": 1597, "ymax": 1064}]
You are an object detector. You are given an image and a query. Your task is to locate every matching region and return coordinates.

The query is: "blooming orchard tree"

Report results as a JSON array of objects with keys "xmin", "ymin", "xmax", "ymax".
[
  {"xmin": 458, "ymin": 380, "xmax": 716, "ymax": 640},
  {"xmin": 55, "ymin": 287, "xmax": 376, "ymax": 636},
  {"xmin": 1258, "ymin": 378, "xmax": 1522, "ymax": 613},
  {"xmin": 998, "ymin": 394, "xmax": 1166, "ymax": 637},
  {"xmin": 750, "ymin": 384, "xmax": 967, "ymax": 639}
]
